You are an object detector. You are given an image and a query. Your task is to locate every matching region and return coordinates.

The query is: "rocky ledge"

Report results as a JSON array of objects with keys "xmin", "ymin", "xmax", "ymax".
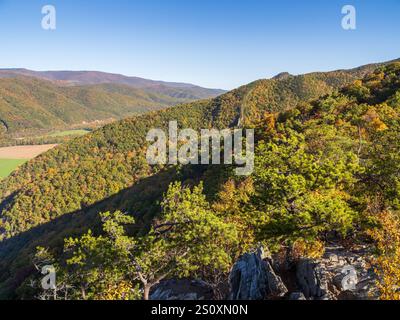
[{"xmin": 150, "ymin": 244, "xmax": 379, "ymax": 300}]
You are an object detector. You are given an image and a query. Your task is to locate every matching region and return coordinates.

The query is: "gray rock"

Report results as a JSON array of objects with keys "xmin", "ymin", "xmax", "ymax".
[
  {"xmin": 328, "ymin": 254, "xmax": 339, "ymax": 263},
  {"xmin": 265, "ymin": 259, "xmax": 289, "ymax": 297},
  {"xmin": 296, "ymin": 259, "xmax": 333, "ymax": 300},
  {"xmin": 150, "ymin": 279, "xmax": 213, "ymax": 300},
  {"xmin": 319, "ymin": 246, "xmax": 379, "ymax": 300},
  {"xmin": 354, "ymin": 278, "xmax": 380, "ymax": 300},
  {"xmin": 333, "ymin": 265, "xmax": 358, "ymax": 291},
  {"xmin": 229, "ymin": 247, "xmax": 288, "ymax": 300},
  {"xmin": 337, "ymin": 290, "xmax": 358, "ymax": 300},
  {"xmin": 288, "ymin": 292, "xmax": 307, "ymax": 300}
]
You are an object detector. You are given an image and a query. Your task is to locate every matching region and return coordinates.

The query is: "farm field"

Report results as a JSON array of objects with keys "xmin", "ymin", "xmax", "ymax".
[
  {"xmin": 0, "ymin": 159, "xmax": 27, "ymax": 178},
  {"xmin": 0, "ymin": 144, "xmax": 57, "ymax": 179},
  {"xmin": 47, "ymin": 129, "xmax": 91, "ymax": 138}
]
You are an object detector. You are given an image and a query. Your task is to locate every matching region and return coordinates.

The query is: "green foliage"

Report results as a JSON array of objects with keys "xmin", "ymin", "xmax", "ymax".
[
  {"xmin": 242, "ymin": 64, "xmax": 387, "ymax": 125},
  {"xmin": 130, "ymin": 182, "xmax": 240, "ymax": 299},
  {"xmin": 251, "ymin": 128, "xmax": 359, "ymax": 244},
  {"xmin": 39, "ymin": 183, "xmax": 240, "ymax": 300},
  {"xmin": 60, "ymin": 211, "xmax": 140, "ymax": 300},
  {"xmin": 47, "ymin": 129, "xmax": 91, "ymax": 138},
  {"xmin": 2, "ymin": 62, "xmax": 400, "ymax": 299},
  {"xmin": 0, "ymin": 62, "xmax": 375, "ymax": 244},
  {"xmin": 0, "ymin": 76, "xmax": 204, "ymax": 139},
  {"xmin": 155, "ymin": 182, "xmax": 239, "ymax": 276}
]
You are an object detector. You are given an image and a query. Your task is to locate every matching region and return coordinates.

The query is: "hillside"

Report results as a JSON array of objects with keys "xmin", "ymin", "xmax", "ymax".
[
  {"xmin": 0, "ymin": 61, "xmax": 386, "ymax": 237},
  {"xmin": 0, "ymin": 60, "xmax": 400, "ymax": 299},
  {"xmin": 1, "ymin": 62, "xmax": 396, "ymax": 139},
  {"xmin": 0, "ymin": 69, "xmax": 226, "ymax": 99},
  {"xmin": 0, "ymin": 76, "xmax": 203, "ymax": 137}
]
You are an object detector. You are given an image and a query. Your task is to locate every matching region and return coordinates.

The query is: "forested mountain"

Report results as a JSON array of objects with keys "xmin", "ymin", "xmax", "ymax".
[
  {"xmin": 1, "ymin": 60, "xmax": 400, "ymax": 299},
  {"xmin": 0, "ymin": 69, "xmax": 226, "ymax": 98},
  {"xmin": 0, "ymin": 76, "xmax": 215, "ymax": 137},
  {"xmin": 1, "ymin": 61, "xmax": 396, "ymax": 137}
]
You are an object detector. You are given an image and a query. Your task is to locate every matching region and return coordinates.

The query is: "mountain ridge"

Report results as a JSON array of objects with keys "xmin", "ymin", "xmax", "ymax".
[
  {"xmin": 0, "ymin": 73, "xmax": 224, "ymax": 139},
  {"xmin": 0, "ymin": 68, "xmax": 226, "ymax": 93},
  {"xmin": 0, "ymin": 76, "xmax": 193, "ymax": 135},
  {"xmin": 1, "ymin": 59, "xmax": 398, "ymax": 238},
  {"xmin": 0, "ymin": 59, "xmax": 400, "ymax": 299}
]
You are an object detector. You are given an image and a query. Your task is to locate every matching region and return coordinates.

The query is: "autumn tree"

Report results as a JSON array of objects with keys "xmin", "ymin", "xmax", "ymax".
[
  {"xmin": 59, "ymin": 182, "xmax": 240, "ymax": 300},
  {"xmin": 251, "ymin": 127, "xmax": 359, "ymax": 248},
  {"xmin": 368, "ymin": 211, "xmax": 400, "ymax": 300}
]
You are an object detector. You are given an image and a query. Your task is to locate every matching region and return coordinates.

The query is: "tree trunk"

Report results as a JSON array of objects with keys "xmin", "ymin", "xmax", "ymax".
[
  {"xmin": 143, "ymin": 285, "xmax": 151, "ymax": 300},
  {"xmin": 81, "ymin": 286, "xmax": 87, "ymax": 300}
]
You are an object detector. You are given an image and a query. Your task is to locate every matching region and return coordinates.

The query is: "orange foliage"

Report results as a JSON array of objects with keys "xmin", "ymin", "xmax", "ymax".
[{"xmin": 368, "ymin": 211, "xmax": 400, "ymax": 300}]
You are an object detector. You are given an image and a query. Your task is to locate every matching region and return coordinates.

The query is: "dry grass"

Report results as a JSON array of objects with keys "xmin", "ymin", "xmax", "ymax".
[{"xmin": 0, "ymin": 144, "xmax": 57, "ymax": 159}]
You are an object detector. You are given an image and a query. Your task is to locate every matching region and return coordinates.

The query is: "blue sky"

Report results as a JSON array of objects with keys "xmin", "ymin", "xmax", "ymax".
[{"xmin": 0, "ymin": 0, "xmax": 399, "ymax": 89}]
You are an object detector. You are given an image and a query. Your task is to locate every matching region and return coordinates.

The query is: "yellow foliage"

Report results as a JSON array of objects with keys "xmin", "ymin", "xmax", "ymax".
[
  {"xmin": 262, "ymin": 112, "xmax": 276, "ymax": 133},
  {"xmin": 354, "ymin": 80, "xmax": 363, "ymax": 87},
  {"xmin": 213, "ymin": 178, "xmax": 254, "ymax": 214},
  {"xmin": 377, "ymin": 72, "xmax": 385, "ymax": 80},
  {"xmin": 367, "ymin": 211, "xmax": 400, "ymax": 300},
  {"xmin": 47, "ymin": 168, "xmax": 57, "ymax": 176},
  {"xmin": 291, "ymin": 239, "xmax": 325, "ymax": 260},
  {"xmin": 335, "ymin": 119, "xmax": 345, "ymax": 127},
  {"xmin": 363, "ymin": 108, "xmax": 388, "ymax": 131},
  {"xmin": 212, "ymin": 178, "xmax": 255, "ymax": 254},
  {"xmin": 98, "ymin": 281, "xmax": 136, "ymax": 300}
]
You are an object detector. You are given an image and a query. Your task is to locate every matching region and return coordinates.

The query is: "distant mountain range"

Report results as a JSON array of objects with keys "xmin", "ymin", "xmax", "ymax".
[
  {"xmin": 0, "ymin": 58, "xmax": 399, "ymax": 299},
  {"xmin": 0, "ymin": 69, "xmax": 226, "ymax": 136},
  {"xmin": 0, "ymin": 69, "xmax": 225, "ymax": 98}
]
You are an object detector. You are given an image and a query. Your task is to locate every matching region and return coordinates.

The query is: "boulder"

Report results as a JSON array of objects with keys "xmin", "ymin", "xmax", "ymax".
[
  {"xmin": 293, "ymin": 245, "xmax": 379, "ymax": 300},
  {"xmin": 288, "ymin": 292, "xmax": 307, "ymax": 300},
  {"xmin": 150, "ymin": 279, "xmax": 213, "ymax": 300},
  {"xmin": 229, "ymin": 247, "xmax": 288, "ymax": 300},
  {"xmin": 333, "ymin": 265, "xmax": 358, "ymax": 291},
  {"xmin": 265, "ymin": 259, "xmax": 289, "ymax": 297},
  {"xmin": 296, "ymin": 259, "xmax": 333, "ymax": 300}
]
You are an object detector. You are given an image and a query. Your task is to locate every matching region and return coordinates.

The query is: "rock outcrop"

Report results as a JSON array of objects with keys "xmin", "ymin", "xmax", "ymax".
[
  {"xmin": 229, "ymin": 247, "xmax": 288, "ymax": 300},
  {"xmin": 288, "ymin": 292, "xmax": 307, "ymax": 300},
  {"xmin": 229, "ymin": 244, "xmax": 378, "ymax": 300},
  {"xmin": 294, "ymin": 245, "xmax": 378, "ymax": 300},
  {"xmin": 296, "ymin": 259, "xmax": 334, "ymax": 300},
  {"xmin": 150, "ymin": 279, "xmax": 214, "ymax": 300},
  {"xmin": 319, "ymin": 245, "xmax": 379, "ymax": 300},
  {"xmin": 150, "ymin": 244, "xmax": 379, "ymax": 301}
]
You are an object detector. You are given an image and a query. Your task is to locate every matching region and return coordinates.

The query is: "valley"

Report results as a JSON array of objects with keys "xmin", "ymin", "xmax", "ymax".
[
  {"xmin": 0, "ymin": 70, "xmax": 225, "ymax": 177},
  {"xmin": 1, "ymin": 0, "xmax": 399, "ymax": 306},
  {"xmin": 0, "ymin": 70, "xmax": 225, "ymax": 146},
  {"xmin": 0, "ymin": 58, "xmax": 400, "ymax": 299},
  {"xmin": 46, "ymin": 129, "xmax": 91, "ymax": 138},
  {"xmin": 0, "ymin": 59, "xmax": 400, "ymax": 300}
]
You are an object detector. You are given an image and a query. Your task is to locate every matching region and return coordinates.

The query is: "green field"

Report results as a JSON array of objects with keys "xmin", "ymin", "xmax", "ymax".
[
  {"xmin": 0, "ymin": 159, "xmax": 27, "ymax": 179},
  {"xmin": 47, "ymin": 129, "xmax": 91, "ymax": 138}
]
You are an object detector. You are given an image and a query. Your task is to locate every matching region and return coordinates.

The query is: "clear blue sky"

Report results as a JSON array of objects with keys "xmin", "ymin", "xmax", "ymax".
[{"xmin": 0, "ymin": 0, "xmax": 399, "ymax": 89}]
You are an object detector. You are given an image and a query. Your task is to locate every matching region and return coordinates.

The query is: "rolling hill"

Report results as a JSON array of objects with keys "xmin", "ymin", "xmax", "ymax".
[
  {"xmin": 0, "ymin": 69, "xmax": 226, "ymax": 99},
  {"xmin": 0, "ymin": 71, "xmax": 225, "ymax": 140},
  {"xmin": 0, "ymin": 77, "xmax": 173, "ymax": 131},
  {"xmin": 0, "ymin": 59, "xmax": 399, "ymax": 299}
]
